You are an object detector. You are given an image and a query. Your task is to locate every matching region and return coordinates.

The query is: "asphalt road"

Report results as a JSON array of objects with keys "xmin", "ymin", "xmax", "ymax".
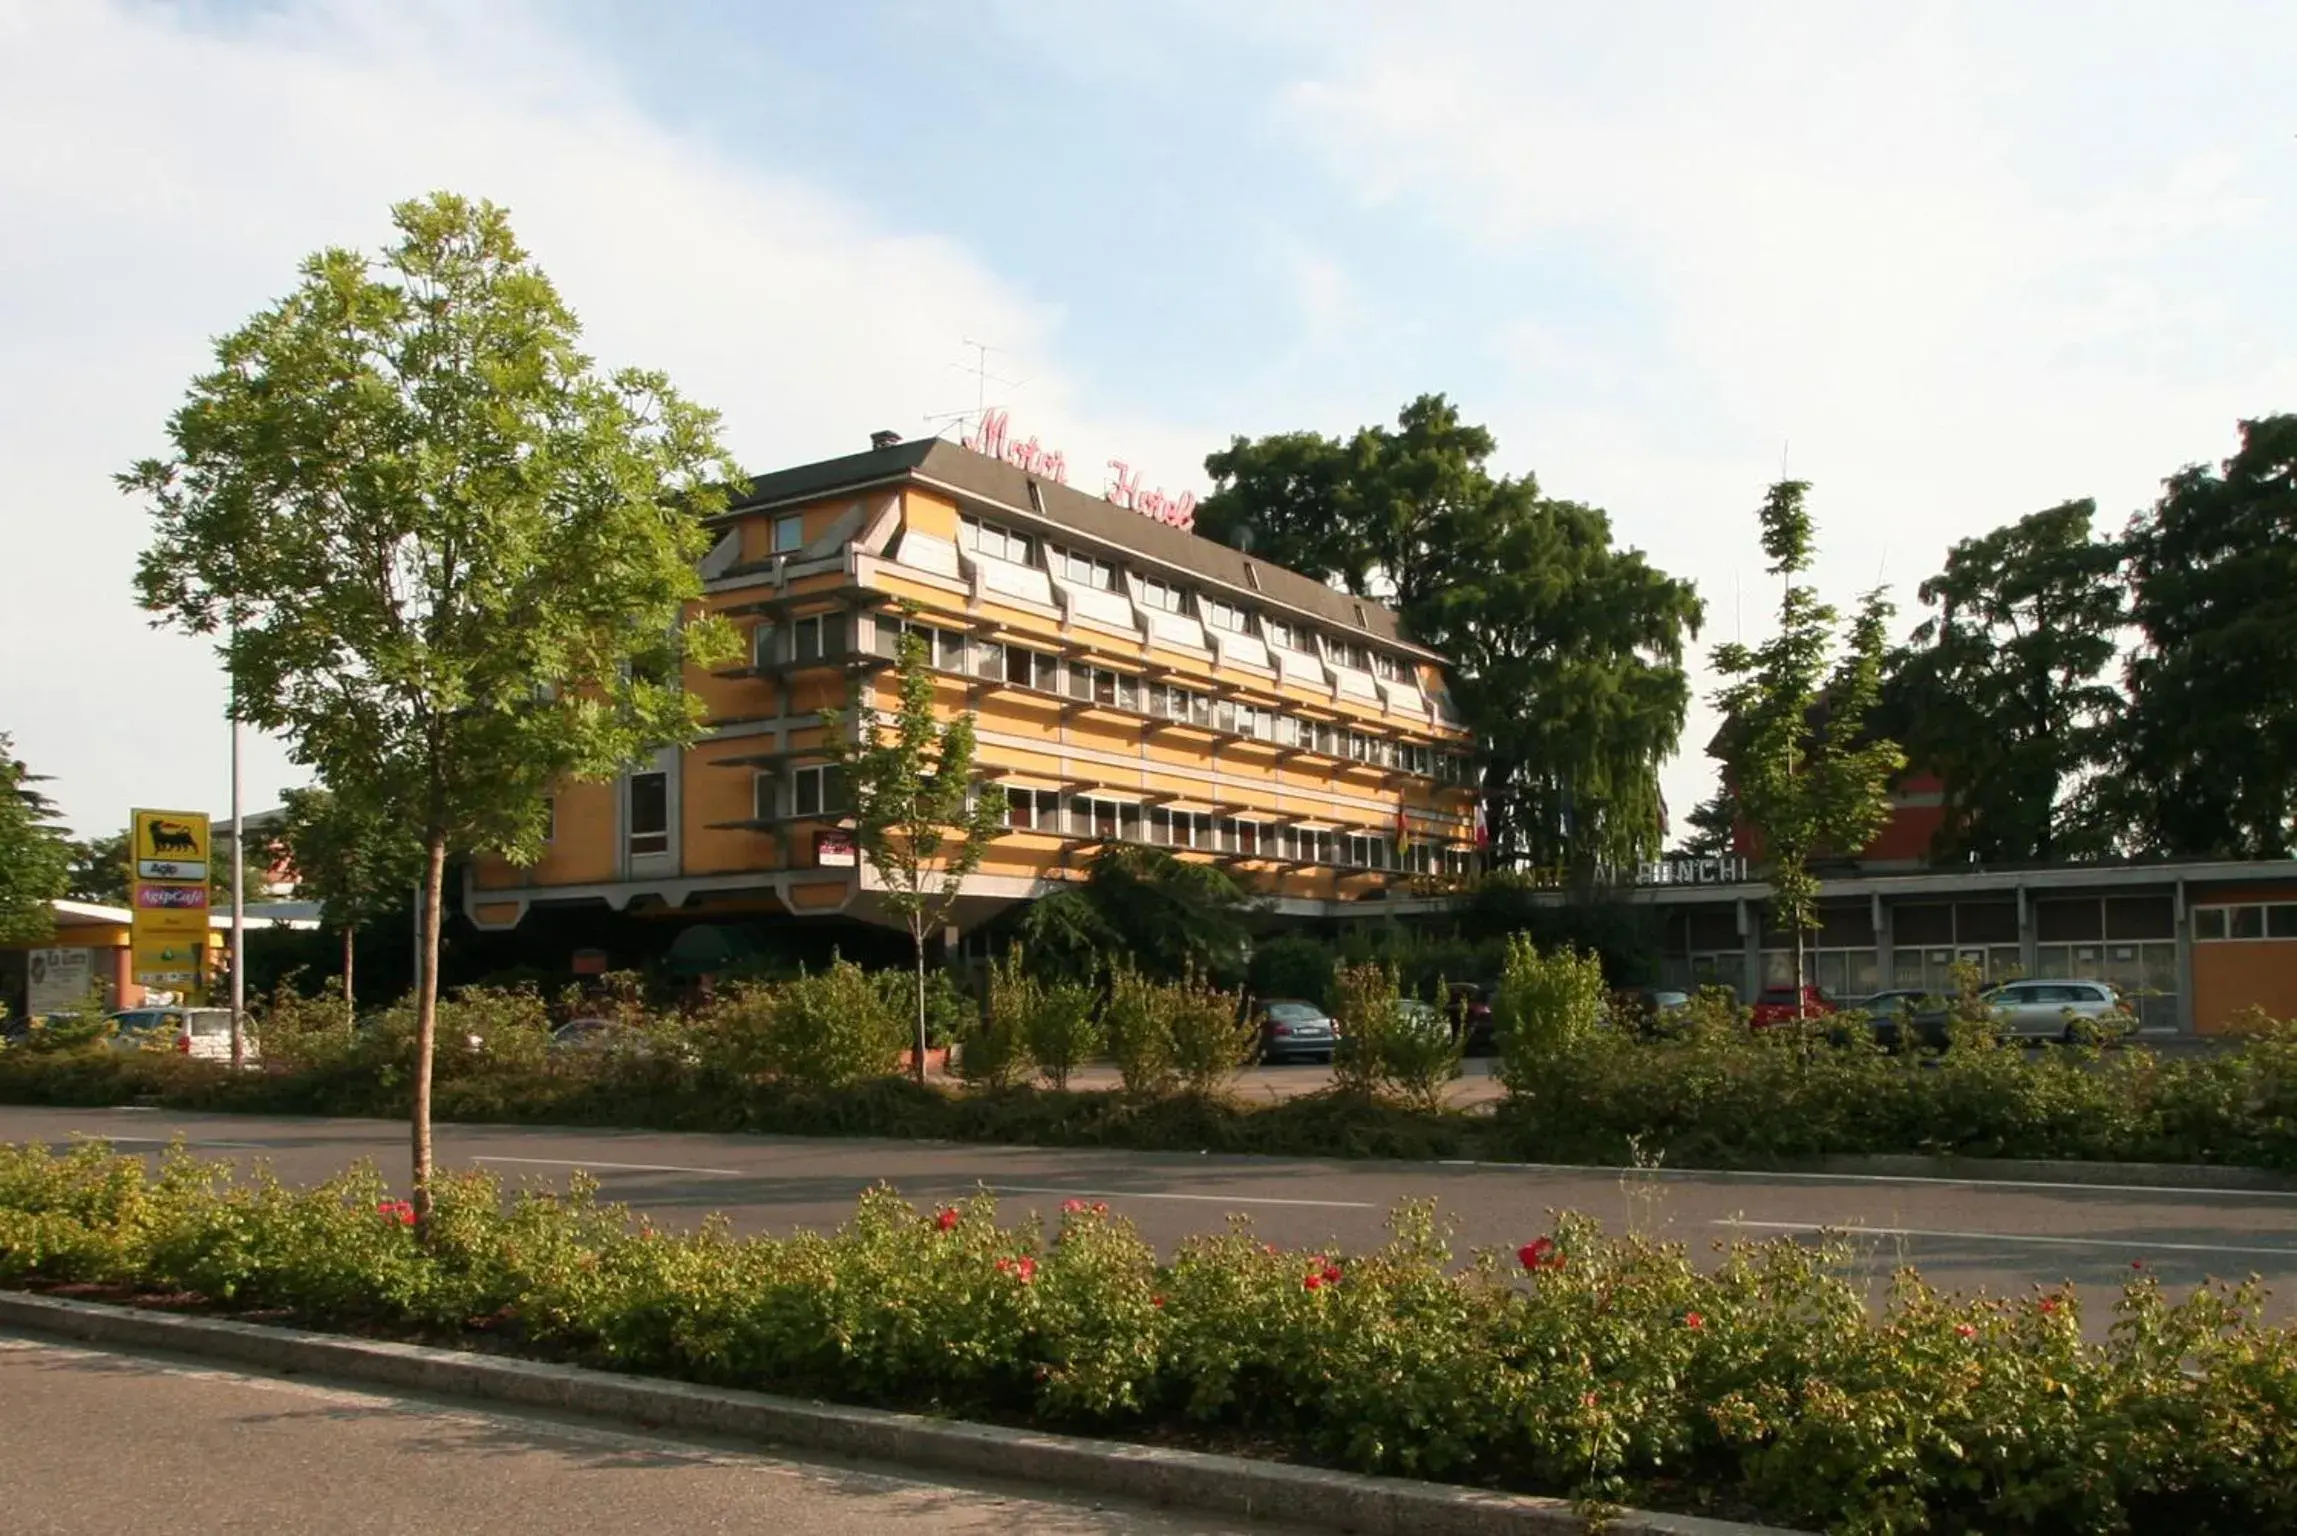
[
  {"xmin": 6, "ymin": 1104, "xmax": 2297, "ymax": 1318},
  {"xmin": 0, "ymin": 1333, "xmax": 1258, "ymax": 1535}
]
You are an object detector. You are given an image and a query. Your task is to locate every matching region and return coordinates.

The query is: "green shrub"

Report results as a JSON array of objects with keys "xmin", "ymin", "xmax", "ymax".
[
  {"xmin": 1024, "ymin": 978, "xmax": 1103, "ymax": 1091},
  {"xmin": 1330, "ymin": 962, "xmax": 1399, "ymax": 1099},
  {"xmin": 1493, "ymin": 937, "xmax": 1607, "ymax": 1099},
  {"xmin": 960, "ymin": 949, "xmax": 1036, "ymax": 1089},
  {"xmin": 1101, "ymin": 965, "xmax": 1177, "ymax": 1099},
  {"xmin": 693, "ymin": 962, "xmax": 902, "ymax": 1090},
  {"xmin": 872, "ymin": 967, "xmax": 976, "ymax": 1050},
  {"xmin": 1163, "ymin": 970, "xmax": 1255, "ymax": 1098},
  {"xmin": 1248, "ymin": 934, "xmax": 1334, "ymax": 1008},
  {"xmin": 11, "ymin": 1142, "xmax": 2297, "ymax": 1532}
]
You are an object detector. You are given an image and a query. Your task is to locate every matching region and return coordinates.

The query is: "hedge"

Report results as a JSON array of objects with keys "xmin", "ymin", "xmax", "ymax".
[{"xmin": 4, "ymin": 1140, "xmax": 2293, "ymax": 1532}]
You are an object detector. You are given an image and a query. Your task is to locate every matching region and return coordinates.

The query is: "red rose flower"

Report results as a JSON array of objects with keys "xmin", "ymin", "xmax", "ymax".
[
  {"xmin": 1320, "ymin": 1264, "xmax": 1343, "ymax": 1286},
  {"xmin": 1093, "ymin": 1202, "xmax": 1108, "ymax": 1215},
  {"xmin": 1016, "ymin": 1256, "xmax": 1037, "ymax": 1284},
  {"xmin": 935, "ymin": 1207, "xmax": 960, "ymax": 1232},
  {"xmin": 2039, "ymin": 1296, "xmax": 2060, "ymax": 1315},
  {"xmin": 1683, "ymin": 1311, "xmax": 1705, "ymax": 1330},
  {"xmin": 1303, "ymin": 1272, "xmax": 1324, "ymax": 1292},
  {"xmin": 1151, "ymin": 1294, "xmax": 1165, "ymax": 1309},
  {"xmin": 1062, "ymin": 1199, "xmax": 1086, "ymax": 1214},
  {"xmin": 1956, "ymin": 1323, "xmax": 1977, "ymax": 1340},
  {"xmin": 1518, "ymin": 1237, "xmax": 1562, "ymax": 1273}
]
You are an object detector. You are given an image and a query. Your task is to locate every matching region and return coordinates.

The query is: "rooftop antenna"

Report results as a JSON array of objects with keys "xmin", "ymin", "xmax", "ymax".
[{"xmin": 924, "ymin": 338, "xmax": 1028, "ymax": 438}]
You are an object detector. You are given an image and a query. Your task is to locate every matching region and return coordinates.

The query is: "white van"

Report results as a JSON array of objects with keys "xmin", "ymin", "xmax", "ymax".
[{"xmin": 109, "ymin": 1008, "xmax": 259, "ymax": 1065}]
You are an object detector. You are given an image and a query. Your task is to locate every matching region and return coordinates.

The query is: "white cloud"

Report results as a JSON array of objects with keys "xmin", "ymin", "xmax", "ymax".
[
  {"xmin": 1259, "ymin": 0, "xmax": 2297, "ymax": 815},
  {"xmin": 0, "ymin": 0, "xmax": 1205, "ymax": 835}
]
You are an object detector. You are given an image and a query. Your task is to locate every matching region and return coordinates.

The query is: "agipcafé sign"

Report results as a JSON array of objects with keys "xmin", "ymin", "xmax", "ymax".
[{"xmin": 962, "ymin": 410, "xmax": 1195, "ymax": 531}]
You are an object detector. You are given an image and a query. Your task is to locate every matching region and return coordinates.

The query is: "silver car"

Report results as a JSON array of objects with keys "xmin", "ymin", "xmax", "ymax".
[
  {"xmin": 108, "ymin": 1007, "xmax": 256, "ymax": 1063},
  {"xmin": 1255, "ymin": 999, "xmax": 1337, "ymax": 1063},
  {"xmin": 1981, "ymin": 980, "xmax": 2129, "ymax": 1041}
]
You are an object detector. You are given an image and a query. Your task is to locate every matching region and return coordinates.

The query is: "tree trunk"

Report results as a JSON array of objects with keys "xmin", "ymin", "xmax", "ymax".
[
  {"xmin": 340, "ymin": 923, "xmax": 356, "ymax": 1029},
  {"xmin": 411, "ymin": 834, "xmax": 447, "ymax": 1221},
  {"xmin": 1793, "ymin": 925, "xmax": 1811, "ymax": 1066},
  {"xmin": 911, "ymin": 919, "xmax": 929, "ymax": 1085}
]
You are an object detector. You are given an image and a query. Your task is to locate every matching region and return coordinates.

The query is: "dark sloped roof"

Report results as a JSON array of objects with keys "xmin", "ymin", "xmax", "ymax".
[{"xmin": 726, "ymin": 436, "xmax": 1428, "ymax": 655}]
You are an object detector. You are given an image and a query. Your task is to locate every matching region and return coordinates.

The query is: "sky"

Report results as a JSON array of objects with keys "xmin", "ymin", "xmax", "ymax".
[{"xmin": 3, "ymin": 0, "xmax": 2292, "ymax": 839}]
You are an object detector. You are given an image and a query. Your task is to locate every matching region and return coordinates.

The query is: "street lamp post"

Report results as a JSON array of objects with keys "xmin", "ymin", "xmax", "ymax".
[{"xmin": 228, "ymin": 632, "xmax": 246, "ymax": 1069}]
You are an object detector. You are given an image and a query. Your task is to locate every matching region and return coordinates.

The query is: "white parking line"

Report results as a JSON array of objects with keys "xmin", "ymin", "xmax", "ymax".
[
  {"xmin": 66, "ymin": 1134, "xmax": 268, "ymax": 1150},
  {"xmin": 1435, "ymin": 1159, "xmax": 2297, "ymax": 1201},
  {"xmin": 470, "ymin": 1155, "xmax": 748, "ymax": 1177},
  {"xmin": 1715, "ymin": 1218, "xmax": 2297, "ymax": 1259},
  {"xmin": 994, "ymin": 1185, "xmax": 1374, "ymax": 1210}
]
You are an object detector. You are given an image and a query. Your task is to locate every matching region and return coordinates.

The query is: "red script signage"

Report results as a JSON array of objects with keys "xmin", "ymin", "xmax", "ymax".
[
  {"xmin": 963, "ymin": 409, "xmax": 1068, "ymax": 483},
  {"xmin": 1105, "ymin": 461, "xmax": 1196, "ymax": 530}
]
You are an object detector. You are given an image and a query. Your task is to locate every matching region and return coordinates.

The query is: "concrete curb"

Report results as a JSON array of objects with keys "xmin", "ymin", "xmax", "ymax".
[{"xmin": 0, "ymin": 1291, "xmax": 1796, "ymax": 1536}]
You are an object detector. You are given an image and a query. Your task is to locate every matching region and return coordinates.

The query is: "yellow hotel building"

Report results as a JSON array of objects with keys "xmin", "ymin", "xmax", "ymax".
[{"xmin": 466, "ymin": 429, "xmax": 1479, "ymax": 941}]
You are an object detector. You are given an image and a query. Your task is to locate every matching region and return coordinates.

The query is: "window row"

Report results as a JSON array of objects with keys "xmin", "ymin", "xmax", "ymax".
[
  {"xmin": 2195, "ymin": 903, "xmax": 2297, "ymax": 942},
  {"xmin": 1001, "ymin": 788, "xmax": 1470, "ymax": 871},
  {"xmin": 751, "ymin": 612, "xmax": 850, "ymax": 668},
  {"xmin": 956, "ymin": 515, "xmax": 1416, "ymax": 682},
  {"xmin": 859, "ymin": 617, "xmax": 1466, "ymax": 780}
]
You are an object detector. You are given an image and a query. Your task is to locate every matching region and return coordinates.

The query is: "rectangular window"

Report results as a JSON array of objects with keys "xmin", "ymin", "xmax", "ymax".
[
  {"xmin": 1137, "ymin": 576, "xmax": 1184, "ymax": 613},
  {"xmin": 1063, "ymin": 550, "xmax": 1115, "ymax": 590},
  {"xmin": 936, "ymin": 628, "xmax": 966, "ymax": 672},
  {"xmin": 791, "ymin": 764, "xmax": 847, "ymax": 818},
  {"xmin": 772, "ymin": 514, "xmax": 805, "ymax": 554},
  {"xmin": 973, "ymin": 639, "xmax": 1004, "ymax": 681},
  {"xmin": 1372, "ymin": 652, "xmax": 1399, "ymax": 680},
  {"xmin": 2272, "ymin": 905, "xmax": 2297, "ymax": 939},
  {"xmin": 751, "ymin": 623, "xmax": 777, "ymax": 668},
  {"xmin": 964, "ymin": 516, "xmax": 1032, "ymax": 564},
  {"xmin": 791, "ymin": 614, "xmax": 841, "ymax": 663},
  {"xmin": 1204, "ymin": 598, "xmax": 1251, "ymax": 634},
  {"xmin": 1009, "ymin": 786, "xmax": 1068, "ymax": 831},
  {"xmin": 2233, "ymin": 905, "xmax": 2267, "ymax": 940},
  {"xmin": 2194, "ymin": 906, "xmax": 2228, "ymax": 941},
  {"xmin": 627, "ymin": 772, "xmax": 668, "ymax": 857},
  {"xmin": 1265, "ymin": 619, "xmax": 1302, "ymax": 651}
]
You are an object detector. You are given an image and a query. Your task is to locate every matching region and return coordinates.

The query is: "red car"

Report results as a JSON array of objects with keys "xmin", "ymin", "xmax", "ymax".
[{"xmin": 1748, "ymin": 985, "xmax": 1837, "ymax": 1028}]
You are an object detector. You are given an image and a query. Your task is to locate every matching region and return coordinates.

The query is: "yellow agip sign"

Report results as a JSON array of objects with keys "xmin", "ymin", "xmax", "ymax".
[{"xmin": 129, "ymin": 808, "xmax": 211, "ymax": 985}]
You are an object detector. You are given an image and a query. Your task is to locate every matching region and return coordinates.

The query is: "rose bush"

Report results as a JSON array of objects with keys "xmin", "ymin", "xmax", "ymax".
[{"xmin": 6, "ymin": 1140, "xmax": 2297, "ymax": 1531}]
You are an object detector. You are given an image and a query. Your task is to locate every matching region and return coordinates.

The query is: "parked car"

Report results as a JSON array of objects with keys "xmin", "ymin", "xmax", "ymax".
[
  {"xmin": 1444, "ymin": 983, "xmax": 1496, "ymax": 1053},
  {"xmin": 1607, "ymin": 986, "xmax": 1693, "ymax": 1038},
  {"xmin": 1255, "ymin": 998, "xmax": 1337, "ymax": 1063},
  {"xmin": 1393, "ymin": 998, "xmax": 1450, "ymax": 1041},
  {"xmin": 1845, "ymin": 988, "xmax": 1951, "ymax": 1051},
  {"xmin": 549, "ymin": 1017, "xmax": 624, "ymax": 1053},
  {"xmin": 1983, "ymin": 979, "xmax": 2131, "ymax": 1042},
  {"xmin": 107, "ymin": 1007, "xmax": 257, "ymax": 1064},
  {"xmin": 1748, "ymin": 985, "xmax": 1837, "ymax": 1028}
]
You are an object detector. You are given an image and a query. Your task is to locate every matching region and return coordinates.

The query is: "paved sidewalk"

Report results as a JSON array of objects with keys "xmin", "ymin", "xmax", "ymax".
[{"xmin": 0, "ymin": 1332, "xmax": 1266, "ymax": 1534}]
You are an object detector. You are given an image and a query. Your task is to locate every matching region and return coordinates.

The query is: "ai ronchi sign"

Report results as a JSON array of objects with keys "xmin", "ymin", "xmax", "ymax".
[{"xmin": 961, "ymin": 410, "xmax": 1196, "ymax": 531}]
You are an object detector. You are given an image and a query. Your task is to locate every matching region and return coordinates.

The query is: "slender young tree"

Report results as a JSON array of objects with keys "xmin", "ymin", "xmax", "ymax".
[
  {"xmin": 0, "ymin": 735, "xmax": 70, "ymax": 945},
  {"xmin": 126, "ymin": 193, "xmax": 737, "ymax": 1215},
  {"xmin": 824, "ymin": 628, "xmax": 1006, "ymax": 1082},
  {"xmin": 269, "ymin": 786, "xmax": 424, "ymax": 1024},
  {"xmin": 1710, "ymin": 481, "xmax": 1903, "ymax": 1019}
]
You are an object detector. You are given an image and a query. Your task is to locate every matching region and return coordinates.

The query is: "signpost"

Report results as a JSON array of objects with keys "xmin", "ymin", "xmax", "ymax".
[{"xmin": 129, "ymin": 809, "xmax": 210, "ymax": 997}]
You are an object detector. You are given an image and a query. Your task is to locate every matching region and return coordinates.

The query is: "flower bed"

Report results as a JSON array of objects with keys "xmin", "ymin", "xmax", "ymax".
[{"xmin": 4, "ymin": 1140, "xmax": 2294, "ymax": 1531}]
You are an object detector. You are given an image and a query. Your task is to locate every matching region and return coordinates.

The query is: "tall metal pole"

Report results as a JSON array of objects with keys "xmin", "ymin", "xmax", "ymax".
[{"xmin": 229, "ymin": 638, "xmax": 246, "ymax": 1069}]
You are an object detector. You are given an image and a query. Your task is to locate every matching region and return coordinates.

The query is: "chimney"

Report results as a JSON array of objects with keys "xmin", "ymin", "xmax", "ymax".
[{"xmin": 870, "ymin": 429, "xmax": 903, "ymax": 451}]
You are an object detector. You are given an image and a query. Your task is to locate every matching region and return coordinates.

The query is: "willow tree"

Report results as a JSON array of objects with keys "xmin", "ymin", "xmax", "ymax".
[
  {"xmin": 126, "ymin": 193, "xmax": 737, "ymax": 1215},
  {"xmin": 1711, "ymin": 481, "xmax": 1903, "ymax": 1015}
]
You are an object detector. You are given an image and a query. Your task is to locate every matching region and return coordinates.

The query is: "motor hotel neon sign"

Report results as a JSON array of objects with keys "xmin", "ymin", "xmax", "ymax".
[{"xmin": 962, "ymin": 409, "xmax": 1196, "ymax": 531}]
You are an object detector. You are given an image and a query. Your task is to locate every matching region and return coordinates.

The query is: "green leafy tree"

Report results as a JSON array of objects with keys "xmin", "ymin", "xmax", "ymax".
[
  {"xmin": 2115, "ymin": 415, "xmax": 2297, "ymax": 857},
  {"xmin": 0, "ymin": 736, "xmax": 70, "ymax": 943},
  {"xmin": 825, "ymin": 628, "xmax": 1006, "ymax": 1082},
  {"xmin": 125, "ymin": 193, "xmax": 738, "ymax": 1215},
  {"xmin": 1669, "ymin": 789, "xmax": 1739, "ymax": 861},
  {"xmin": 1881, "ymin": 500, "xmax": 2124, "ymax": 862},
  {"xmin": 1198, "ymin": 395, "xmax": 1703, "ymax": 867},
  {"xmin": 63, "ymin": 828, "xmax": 131, "ymax": 906},
  {"xmin": 270, "ymin": 785, "xmax": 424, "ymax": 1023},
  {"xmin": 1019, "ymin": 844, "xmax": 1250, "ymax": 984},
  {"xmin": 1711, "ymin": 482, "xmax": 1904, "ymax": 1015}
]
